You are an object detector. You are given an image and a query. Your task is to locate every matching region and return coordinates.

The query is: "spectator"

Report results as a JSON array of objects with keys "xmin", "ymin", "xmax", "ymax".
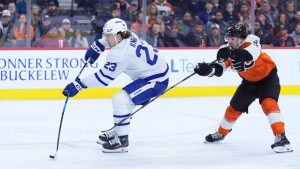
[
  {"xmin": 256, "ymin": 11, "xmax": 273, "ymax": 35},
  {"xmin": 13, "ymin": 13, "xmax": 34, "ymax": 41},
  {"xmin": 259, "ymin": 3, "xmax": 275, "ymax": 29},
  {"xmin": 32, "ymin": 0, "xmax": 48, "ymax": 11},
  {"xmin": 90, "ymin": 7, "xmax": 106, "ymax": 35},
  {"xmin": 37, "ymin": 27, "xmax": 69, "ymax": 48},
  {"xmin": 207, "ymin": 10, "xmax": 229, "ymax": 36},
  {"xmin": 290, "ymin": 11, "xmax": 300, "ymax": 33},
  {"xmin": 31, "ymin": 4, "xmax": 41, "ymax": 30},
  {"xmin": 7, "ymin": 2, "xmax": 17, "ymax": 24},
  {"xmin": 146, "ymin": 4, "xmax": 160, "ymax": 26},
  {"xmin": 254, "ymin": 21, "xmax": 274, "ymax": 47},
  {"xmin": 68, "ymin": 29, "xmax": 88, "ymax": 48},
  {"xmin": 269, "ymin": 0, "xmax": 280, "ymax": 19},
  {"xmin": 109, "ymin": 3, "xmax": 121, "ymax": 19},
  {"xmin": 0, "ymin": 9, "xmax": 14, "ymax": 47},
  {"xmin": 187, "ymin": 0, "xmax": 205, "ymax": 18},
  {"xmin": 16, "ymin": 0, "xmax": 26, "ymax": 14},
  {"xmin": 146, "ymin": 23, "xmax": 165, "ymax": 47},
  {"xmin": 38, "ymin": 15, "xmax": 53, "ymax": 37},
  {"xmin": 274, "ymin": 13, "xmax": 293, "ymax": 35},
  {"xmin": 130, "ymin": 12, "xmax": 143, "ymax": 36},
  {"xmin": 210, "ymin": 0, "xmax": 224, "ymax": 13},
  {"xmin": 242, "ymin": 15, "xmax": 251, "ymax": 34},
  {"xmin": 290, "ymin": 23, "xmax": 300, "ymax": 47},
  {"xmin": 124, "ymin": 0, "xmax": 140, "ymax": 23},
  {"xmin": 152, "ymin": 0, "xmax": 173, "ymax": 17},
  {"xmin": 185, "ymin": 20, "xmax": 207, "ymax": 47},
  {"xmin": 207, "ymin": 23, "xmax": 224, "ymax": 47},
  {"xmin": 273, "ymin": 24, "xmax": 295, "ymax": 47},
  {"xmin": 223, "ymin": 1, "xmax": 239, "ymax": 26},
  {"xmin": 197, "ymin": 2, "xmax": 215, "ymax": 24},
  {"xmin": 46, "ymin": 0, "xmax": 59, "ymax": 8},
  {"xmin": 237, "ymin": 1, "xmax": 250, "ymax": 21},
  {"xmin": 272, "ymin": 0, "xmax": 281, "ymax": 15},
  {"xmin": 116, "ymin": 0, "xmax": 130, "ymax": 17},
  {"xmin": 285, "ymin": 1, "xmax": 295, "ymax": 24},
  {"xmin": 170, "ymin": 0, "xmax": 189, "ymax": 17},
  {"xmin": 177, "ymin": 11, "xmax": 194, "ymax": 37},
  {"xmin": 43, "ymin": 0, "xmax": 60, "ymax": 27},
  {"xmin": 154, "ymin": 15, "xmax": 165, "ymax": 34},
  {"xmin": 58, "ymin": 18, "xmax": 74, "ymax": 41},
  {"xmin": 163, "ymin": 20, "xmax": 185, "ymax": 47}
]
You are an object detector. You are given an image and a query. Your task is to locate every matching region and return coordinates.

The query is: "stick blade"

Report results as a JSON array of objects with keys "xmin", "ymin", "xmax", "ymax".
[{"xmin": 49, "ymin": 154, "xmax": 56, "ymax": 159}]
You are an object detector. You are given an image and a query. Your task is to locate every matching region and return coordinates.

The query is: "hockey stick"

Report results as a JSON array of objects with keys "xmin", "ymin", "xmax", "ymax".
[
  {"xmin": 101, "ymin": 59, "xmax": 218, "ymax": 133},
  {"xmin": 49, "ymin": 59, "xmax": 90, "ymax": 159}
]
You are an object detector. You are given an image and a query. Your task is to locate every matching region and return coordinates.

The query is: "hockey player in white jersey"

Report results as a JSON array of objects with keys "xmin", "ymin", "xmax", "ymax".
[{"xmin": 62, "ymin": 18, "xmax": 169, "ymax": 153}]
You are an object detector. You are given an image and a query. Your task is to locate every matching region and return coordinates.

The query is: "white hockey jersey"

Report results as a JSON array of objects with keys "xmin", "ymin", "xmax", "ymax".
[{"xmin": 82, "ymin": 32, "xmax": 169, "ymax": 88}]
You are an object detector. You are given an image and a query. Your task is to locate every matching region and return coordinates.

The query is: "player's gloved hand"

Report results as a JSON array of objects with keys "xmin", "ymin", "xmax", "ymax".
[
  {"xmin": 62, "ymin": 77, "xmax": 87, "ymax": 97},
  {"xmin": 85, "ymin": 39, "xmax": 105, "ymax": 64},
  {"xmin": 231, "ymin": 59, "xmax": 245, "ymax": 72},
  {"xmin": 230, "ymin": 49, "xmax": 254, "ymax": 72},
  {"xmin": 194, "ymin": 62, "xmax": 215, "ymax": 77},
  {"xmin": 217, "ymin": 47, "xmax": 232, "ymax": 62}
]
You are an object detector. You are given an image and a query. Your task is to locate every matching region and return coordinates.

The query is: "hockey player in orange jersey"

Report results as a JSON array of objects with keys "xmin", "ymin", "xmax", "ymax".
[{"xmin": 194, "ymin": 23, "xmax": 293, "ymax": 153}]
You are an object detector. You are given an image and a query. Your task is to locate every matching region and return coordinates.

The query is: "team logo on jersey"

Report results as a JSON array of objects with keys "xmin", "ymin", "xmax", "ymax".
[{"xmin": 231, "ymin": 59, "xmax": 254, "ymax": 72}]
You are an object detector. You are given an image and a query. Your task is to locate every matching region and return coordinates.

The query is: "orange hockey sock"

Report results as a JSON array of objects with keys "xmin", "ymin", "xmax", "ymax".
[
  {"xmin": 218, "ymin": 105, "xmax": 242, "ymax": 136},
  {"xmin": 261, "ymin": 98, "xmax": 285, "ymax": 135}
]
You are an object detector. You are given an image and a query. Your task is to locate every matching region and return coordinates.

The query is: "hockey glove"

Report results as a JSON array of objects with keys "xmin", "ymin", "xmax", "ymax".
[
  {"xmin": 62, "ymin": 77, "xmax": 87, "ymax": 97},
  {"xmin": 230, "ymin": 49, "xmax": 254, "ymax": 72},
  {"xmin": 217, "ymin": 47, "xmax": 232, "ymax": 62},
  {"xmin": 85, "ymin": 39, "xmax": 105, "ymax": 64},
  {"xmin": 194, "ymin": 62, "xmax": 215, "ymax": 77}
]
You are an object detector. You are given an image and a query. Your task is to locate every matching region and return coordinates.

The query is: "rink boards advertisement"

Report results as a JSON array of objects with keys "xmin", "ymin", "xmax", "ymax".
[{"xmin": 0, "ymin": 49, "xmax": 300, "ymax": 99}]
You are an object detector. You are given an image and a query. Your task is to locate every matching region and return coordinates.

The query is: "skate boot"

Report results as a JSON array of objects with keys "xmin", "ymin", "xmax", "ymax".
[
  {"xmin": 205, "ymin": 132, "xmax": 225, "ymax": 143},
  {"xmin": 271, "ymin": 133, "xmax": 293, "ymax": 153},
  {"xmin": 102, "ymin": 135, "xmax": 129, "ymax": 153},
  {"xmin": 97, "ymin": 131, "xmax": 117, "ymax": 145}
]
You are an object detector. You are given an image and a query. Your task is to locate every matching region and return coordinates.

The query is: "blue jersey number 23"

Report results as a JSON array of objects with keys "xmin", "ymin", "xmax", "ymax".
[{"xmin": 136, "ymin": 45, "xmax": 158, "ymax": 66}]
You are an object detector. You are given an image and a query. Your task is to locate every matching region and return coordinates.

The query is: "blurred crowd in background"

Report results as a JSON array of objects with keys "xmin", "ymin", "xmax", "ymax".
[{"xmin": 1, "ymin": 0, "xmax": 300, "ymax": 48}]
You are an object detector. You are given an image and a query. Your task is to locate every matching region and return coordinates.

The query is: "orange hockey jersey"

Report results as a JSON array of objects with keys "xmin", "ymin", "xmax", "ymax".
[{"xmin": 223, "ymin": 34, "xmax": 276, "ymax": 82}]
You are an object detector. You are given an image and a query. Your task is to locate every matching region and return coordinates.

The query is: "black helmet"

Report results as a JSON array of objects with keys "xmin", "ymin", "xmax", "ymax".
[{"xmin": 225, "ymin": 23, "xmax": 248, "ymax": 39}]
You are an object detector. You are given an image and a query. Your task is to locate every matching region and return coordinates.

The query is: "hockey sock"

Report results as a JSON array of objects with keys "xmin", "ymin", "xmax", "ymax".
[
  {"xmin": 218, "ymin": 105, "xmax": 242, "ymax": 136},
  {"xmin": 261, "ymin": 98, "xmax": 285, "ymax": 135}
]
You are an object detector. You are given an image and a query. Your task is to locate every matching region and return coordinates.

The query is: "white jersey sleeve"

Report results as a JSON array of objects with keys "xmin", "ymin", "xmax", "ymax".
[
  {"xmin": 242, "ymin": 34, "xmax": 261, "ymax": 60},
  {"xmin": 81, "ymin": 51, "xmax": 127, "ymax": 88}
]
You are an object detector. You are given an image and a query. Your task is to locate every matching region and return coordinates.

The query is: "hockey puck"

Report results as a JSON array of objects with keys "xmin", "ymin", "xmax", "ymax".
[{"xmin": 49, "ymin": 155, "xmax": 55, "ymax": 159}]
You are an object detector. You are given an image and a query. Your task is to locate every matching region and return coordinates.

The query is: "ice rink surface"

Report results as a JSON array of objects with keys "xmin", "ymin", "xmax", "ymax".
[{"xmin": 0, "ymin": 96, "xmax": 299, "ymax": 169}]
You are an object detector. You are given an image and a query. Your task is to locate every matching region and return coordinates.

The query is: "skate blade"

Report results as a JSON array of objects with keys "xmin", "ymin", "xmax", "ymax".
[
  {"xmin": 203, "ymin": 140, "xmax": 223, "ymax": 144},
  {"xmin": 203, "ymin": 138, "xmax": 224, "ymax": 144},
  {"xmin": 102, "ymin": 147, "xmax": 128, "ymax": 153},
  {"xmin": 273, "ymin": 144, "xmax": 293, "ymax": 153},
  {"xmin": 97, "ymin": 140, "xmax": 107, "ymax": 145}
]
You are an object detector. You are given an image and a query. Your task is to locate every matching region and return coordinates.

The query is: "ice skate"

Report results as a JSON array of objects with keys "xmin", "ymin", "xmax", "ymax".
[
  {"xmin": 97, "ymin": 131, "xmax": 117, "ymax": 145},
  {"xmin": 205, "ymin": 132, "xmax": 225, "ymax": 143},
  {"xmin": 102, "ymin": 135, "xmax": 129, "ymax": 153},
  {"xmin": 271, "ymin": 133, "xmax": 293, "ymax": 153}
]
